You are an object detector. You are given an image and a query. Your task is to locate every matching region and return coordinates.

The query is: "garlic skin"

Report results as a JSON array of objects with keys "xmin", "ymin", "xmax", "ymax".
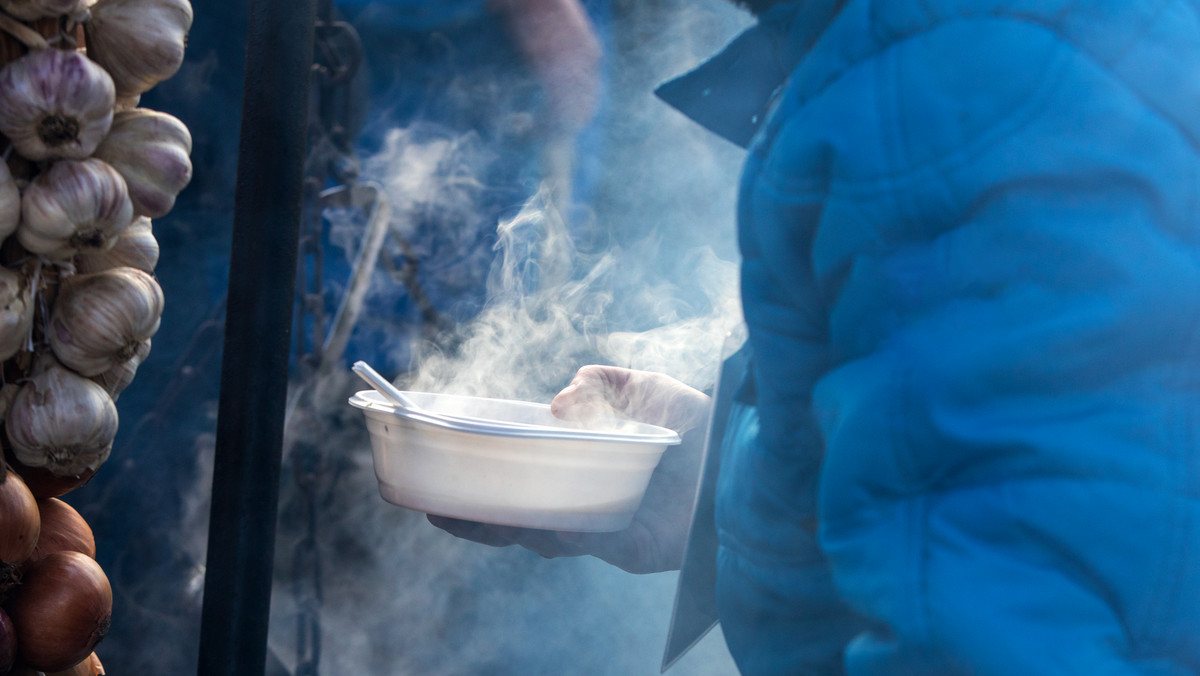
[
  {"xmin": 0, "ymin": 48, "xmax": 115, "ymax": 161},
  {"xmin": 114, "ymin": 93, "xmax": 139, "ymax": 111},
  {"xmin": 75, "ymin": 215, "xmax": 158, "ymax": 273},
  {"xmin": 0, "ymin": 266, "xmax": 33, "ymax": 361},
  {"xmin": 20, "ymin": 158, "xmax": 133, "ymax": 260},
  {"xmin": 0, "ymin": 0, "xmax": 86, "ymax": 20},
  {"xmin": 92, "ymin": 109, "xmax": 191, "ymax": 218},
  {"xmin": 49, "ymin": 266, "xmax": 162, "ymax": 376},
  {"xmin": 84, "ymin": 0, "xmax": 193, "ymax": 98},
  {"xmin": 0, "ymin": 160, "xmax": 20, "ymax": 241},
  {"xmin": 0, "ymin": 382, "xmax": 19, "ymax": 425},
  {"xmin": 89, "ymin": 337, "xmax": 149, "ymax": 399},
  {"xmin": 6, "ymin": 358, "xmax": 118, "ymax": 476}
]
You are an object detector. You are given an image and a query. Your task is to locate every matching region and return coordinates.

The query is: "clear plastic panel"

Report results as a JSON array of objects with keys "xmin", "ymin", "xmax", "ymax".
[{"xmin": 64, "ymin": 1, "xmax": 752, "ymax": 673}]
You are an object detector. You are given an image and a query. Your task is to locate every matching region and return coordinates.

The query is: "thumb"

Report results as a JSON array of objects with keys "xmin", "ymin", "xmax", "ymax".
[{"xmin": 550, "ymin": 365, "xmax": 633, "ymax": 421}]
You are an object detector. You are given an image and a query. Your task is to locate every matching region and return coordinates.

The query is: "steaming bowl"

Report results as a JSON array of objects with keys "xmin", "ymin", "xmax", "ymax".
[{"xmin": 350, "ymin": 390, "xmax": 681, "ymax": 532}]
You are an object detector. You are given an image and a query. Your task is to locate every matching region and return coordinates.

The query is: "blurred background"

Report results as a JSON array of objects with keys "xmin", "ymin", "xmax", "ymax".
[{"xmin": 68, "ymin": 0, "xmax": 754, "ymax": 672}]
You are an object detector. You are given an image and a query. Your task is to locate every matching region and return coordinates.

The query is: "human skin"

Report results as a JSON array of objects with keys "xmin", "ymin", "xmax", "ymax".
[
  {"xmin": 486, "ymin": 0, "xmax": 602, "ymax": 132},
  {"xmin": 429, "ymin": 365, "xmax": 712, "ymax": 574}
]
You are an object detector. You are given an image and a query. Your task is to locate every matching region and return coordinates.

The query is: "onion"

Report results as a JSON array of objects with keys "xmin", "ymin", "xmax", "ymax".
[
  {"xmin": 0, "ymin": 468, "xmax": 40, "ymax": 593},
  {"xmin": 4, "ymin": 551, "xmax": 112, "ymax": 672},
  {"xmin": 45, "ymin": 651, "xmax": 105, "ymax": 675},
  {"xmin": 0, "ymin": 607, "xmax": 15, "ymax": 673},
  {"xmin": 4, "ymin": 446, "xmax": 96, "ymax": 499},
  {"xmin": 31, "ymin": 498, "xmax": 95, "ymax": 562}
]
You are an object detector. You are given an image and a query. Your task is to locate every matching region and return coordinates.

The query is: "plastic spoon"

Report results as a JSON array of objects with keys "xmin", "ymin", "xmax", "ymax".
[
  {"xmin": 352, "ymin": 361, "xmax": 419, "ymax": 410},
  {"xmin": 351, "ymin": 361, "xmax": 551, "ymax": 431}
]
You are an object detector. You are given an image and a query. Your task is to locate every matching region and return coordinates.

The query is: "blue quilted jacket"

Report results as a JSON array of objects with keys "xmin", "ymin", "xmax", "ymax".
[{"xmin": 662, "ymin": 1, "xmax": 1200, "ymax": 673}]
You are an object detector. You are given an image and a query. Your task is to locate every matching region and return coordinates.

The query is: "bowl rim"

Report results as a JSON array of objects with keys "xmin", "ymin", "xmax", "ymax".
[{"xmin": 349, "ymin": 390, "xmax": 682, "ymax": 445}]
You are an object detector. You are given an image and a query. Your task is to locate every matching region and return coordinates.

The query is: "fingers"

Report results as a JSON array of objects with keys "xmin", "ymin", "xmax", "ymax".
[
  {"xmin": 509, "ymin": 529, "xmax": 590, "ymax": 560},
  {"xmin": 555, "ymin": 523, "xmax": 671, "ymax": 574},
  {"xmin": 550, "ymin": 365, "xmax": 632, "ymax": 422},
  {"xmin": 427, "ymin": 515, "xmax": 522, "ymax": 548},
  {"xmin": 427, "ymin": 514, "xmax": 593, "ymax": 560},
  {"xmin": 503, "ymin": 528, "xmax": 647, "ymax": 572},
  {"xmin": 551, "ymin": 365, "xmax": 712, "ymax": 434},
  {"xmin": 427, "ymin": 515, "xmax": 678, "ymax": 574}
]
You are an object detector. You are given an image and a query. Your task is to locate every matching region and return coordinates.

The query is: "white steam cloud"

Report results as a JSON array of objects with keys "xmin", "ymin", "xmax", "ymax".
[
  {"xmin": 264, "ymin": 1, "xmax": 755, "ymax": 674},
  {"xmin": 403, "ymin": 185, "xmax": 742, "ymax": 402}
]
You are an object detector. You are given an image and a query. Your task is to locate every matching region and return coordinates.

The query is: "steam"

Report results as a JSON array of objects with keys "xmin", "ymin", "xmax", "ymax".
[
  {"xmin": 403, "ymin": 185, "xmax": 741, "ymax": 403},
  {"xmin": 264, "ymin": 1, "xmax": 755, "ymax": 674},
  {"xmin": 331, "ymin": 115, "xmax": 743, "ymax": 405}
]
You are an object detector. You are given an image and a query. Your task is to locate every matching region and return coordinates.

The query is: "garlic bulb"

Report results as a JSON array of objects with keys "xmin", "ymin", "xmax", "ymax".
[
  {"xmin": 90, "ymin": 337, "xmax": 148, "ymax": 399},
  {"xmin": 84, "ymin": 0, "xmax": 193, "ymax": 98},
  {"xmin": 0, "ymin": 160, "xmax": 19, "ymax": 241},
  {"xmin": 115, "ymin": 93, "xmax": 139, "ymax": 111},
  {"xmin": 0, "ymin": 48, "xmax": 115, "ymax": 161},
  {"xmin": 0, "ymin": 382, "xmax": 19, "ymax": 425},
  {"xmin": 0, "ymin": 266, "xmax": 33, "ymax": 361},
  {"xmin": 0, "ymin": 0, "xmax": 86, "ymax": 20},
  {"xmin": 48, "ymin": 266, "xmax": 162, "ymax": 376},
  {"xmin": 20, "ymin": 158, "xmax": 133, "ymax": 260},
  {"xmin": 75, "ymin": 215, "xmax": 158, "ymax": 273},
  {"xmin": 92, "ymin": 109, "xmax": 192, "ymax": 218},
  {"xmin": 6, "ymin": 357, "xmax": 118, "ymax": 476}
]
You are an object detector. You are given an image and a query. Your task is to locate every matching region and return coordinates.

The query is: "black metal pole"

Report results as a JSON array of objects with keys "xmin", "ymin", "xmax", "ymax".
[{"xmin": 197, "ymin": 0, "xmax": 317, "ymax": 672}]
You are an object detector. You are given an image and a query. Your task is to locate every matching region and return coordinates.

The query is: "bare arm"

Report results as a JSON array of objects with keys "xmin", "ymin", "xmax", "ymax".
[{"xmin": 486, "ymin": 0, "xmax": 602, "ymax": 132}]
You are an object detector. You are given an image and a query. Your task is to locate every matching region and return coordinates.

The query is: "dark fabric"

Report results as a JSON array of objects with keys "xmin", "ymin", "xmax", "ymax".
[{"xmin": 654, "ymin": 1, "xmax": 845, "ymax": 148}]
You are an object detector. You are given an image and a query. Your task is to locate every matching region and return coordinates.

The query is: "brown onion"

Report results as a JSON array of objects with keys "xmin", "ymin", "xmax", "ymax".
[
  {"xmin": 0, "ymin": 468, "xmax": 40, "ymax": 593},
  {"xmin": 30, "ymin": 498, "xmax": 95, "ymax": 563},
  {"xmin": 0, "ymin": 607, "xmax": 15, "ymax": 673},
  {"xmin": 45, "ymin": 650, "xmax": 105, "ymax": 675},
  {"xmin": 3, "ymin": 447, "xmax": 95, "ymax": 500},
  {"xmin": 5, "ymin": 551, "xmax": 112, "ymax": 672}
]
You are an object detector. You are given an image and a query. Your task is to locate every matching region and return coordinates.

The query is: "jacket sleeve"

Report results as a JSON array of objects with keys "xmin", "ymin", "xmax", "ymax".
[
  {"xmin": 714, "ymin": 159, "xmax": 870, "ymax": 674},
  {"xmin": 716, "ymin": 12, "xmax": 1124, "ymax": 675},
  {"xmin": 765, "ymin": 11, "xmax": 1200, "ymax": 676}
]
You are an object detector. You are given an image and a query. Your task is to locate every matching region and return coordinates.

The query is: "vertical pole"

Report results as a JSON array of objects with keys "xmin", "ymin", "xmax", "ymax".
[{"xmin": 197, "ymin": 0, "xmax": 317, "ymax": 671}]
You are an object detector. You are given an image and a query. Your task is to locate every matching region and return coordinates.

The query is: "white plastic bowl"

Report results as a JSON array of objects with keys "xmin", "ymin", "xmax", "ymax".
[{"xmin": 349, "ymin": 390, "xmax": 681, "ymax": 532}]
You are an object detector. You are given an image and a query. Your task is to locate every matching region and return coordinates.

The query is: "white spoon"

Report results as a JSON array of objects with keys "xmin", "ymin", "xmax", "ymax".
[
  {"xmin": 352, "ymin": 360, "xmax": 420, "ymax": 410},
  {"xmin": 351, "ymin": 360, "xmax": 550, "ymax": 431}
]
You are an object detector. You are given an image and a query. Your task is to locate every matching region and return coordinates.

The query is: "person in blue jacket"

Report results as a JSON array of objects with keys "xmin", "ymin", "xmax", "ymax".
[{"xmin": 433, "ymin": 0, "xmax": 1200, "ymax": 673}]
